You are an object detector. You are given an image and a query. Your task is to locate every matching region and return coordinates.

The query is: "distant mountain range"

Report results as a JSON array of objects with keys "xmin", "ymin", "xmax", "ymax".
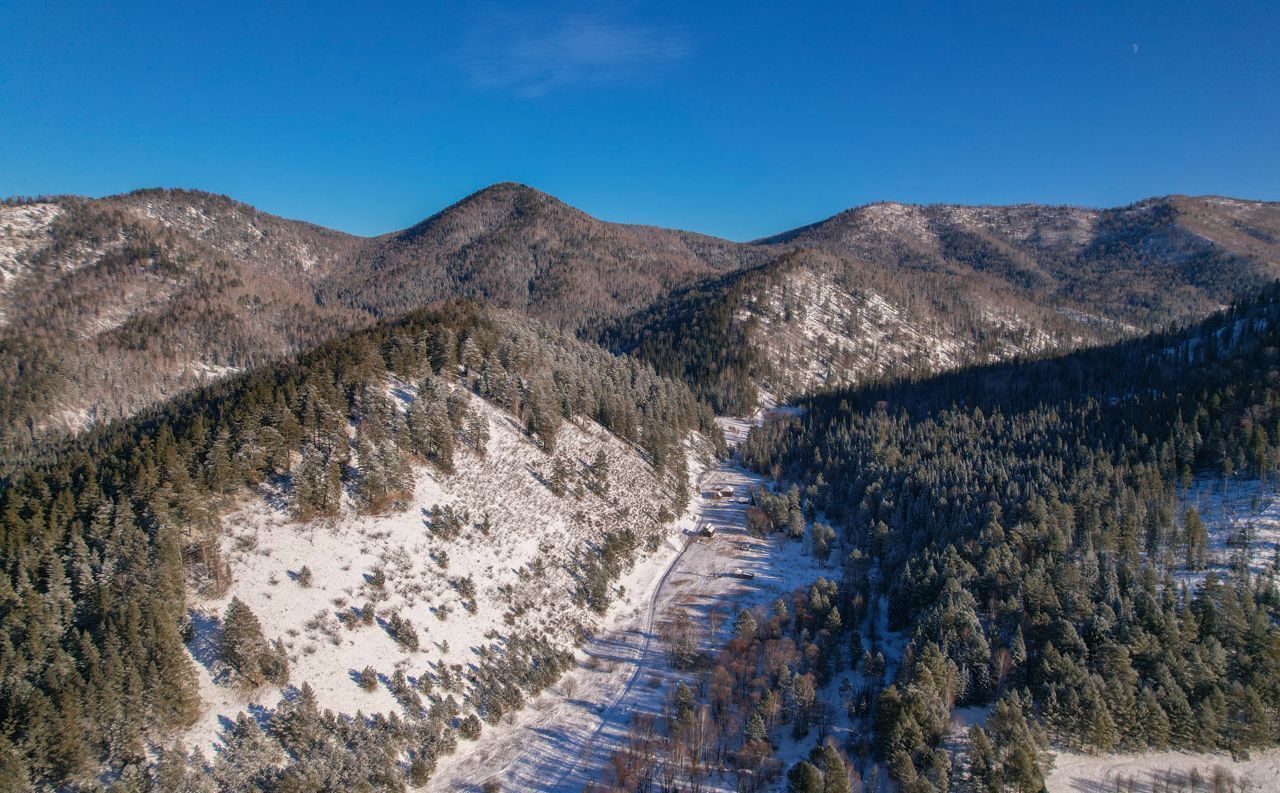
[{"xmin": 2, "ymin": 183, "xmax": 1278, "ymax": 453}]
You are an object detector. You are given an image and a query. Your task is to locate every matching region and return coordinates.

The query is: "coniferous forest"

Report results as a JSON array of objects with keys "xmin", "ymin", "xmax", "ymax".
[
  {"xmin": 725, "ymin": 285, "xmax": 1280, "ymax": 791},
  {"xmin": 585, "ymin": 286, "xmax": 1280, "ymax": 793},
  {"xmin": 0, "ymin": 300, "xmax": 719, "ymax": 789},
  {"xmin": 7, "ymin": 3, "xmax": 1280, "ymax": 787},
  {"xmin": 2, "ymin": 186, "xmax": 1280, "ymax": 792}
]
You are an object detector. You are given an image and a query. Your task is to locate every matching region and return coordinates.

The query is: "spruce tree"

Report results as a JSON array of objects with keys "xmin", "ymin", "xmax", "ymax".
[{"xmin": 786, "ymin": 760, "xmax": 825, "ymax": 793}]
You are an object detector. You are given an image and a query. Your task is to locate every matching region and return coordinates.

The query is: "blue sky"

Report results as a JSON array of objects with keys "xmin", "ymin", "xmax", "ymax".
[{"xmin": 2, "ymin": 1, "xmax": 1277, "ymax": 240}]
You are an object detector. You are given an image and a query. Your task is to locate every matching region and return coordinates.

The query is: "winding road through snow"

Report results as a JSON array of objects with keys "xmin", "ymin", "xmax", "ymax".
[
  {"xmin": 428, "ymin": 409, "xmax": 823, "ymax": 791},
  {"xmin": 545, "ymin": 529, "xmax": 694, "ymax": 790}
]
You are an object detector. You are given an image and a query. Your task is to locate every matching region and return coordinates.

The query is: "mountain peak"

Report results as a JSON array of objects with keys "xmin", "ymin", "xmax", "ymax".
[
  {"xmin": 456, "ymin": 181, "xmax": 563, "ymax": 210},
  {"xmin": 470, "ymin": 180, "xmax": 544, "ymax": 197}
]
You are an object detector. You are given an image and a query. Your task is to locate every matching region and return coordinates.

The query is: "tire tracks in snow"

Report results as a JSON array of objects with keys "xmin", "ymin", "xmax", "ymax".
[
  {"xmin": 548, "ymin": 528, "xmax": 695, "ymax": 790},
  {"xmin": 436, "ymin": 420, "xmax": 770, "ymax": 791}
]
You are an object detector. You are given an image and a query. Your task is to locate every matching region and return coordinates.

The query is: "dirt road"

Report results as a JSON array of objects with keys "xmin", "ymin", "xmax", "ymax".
[{"xmin": 429, "ymin": 418, "xmax": 822, "ymax": 791}]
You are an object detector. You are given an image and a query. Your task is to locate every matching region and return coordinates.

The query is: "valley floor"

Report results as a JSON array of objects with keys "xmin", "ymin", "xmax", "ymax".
[{"xmin": 428, "ymin": 411, "xmax": 831, "ymax": 791}]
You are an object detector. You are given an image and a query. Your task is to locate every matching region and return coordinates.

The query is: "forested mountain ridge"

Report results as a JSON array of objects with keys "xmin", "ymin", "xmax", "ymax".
[
  {"xmin": 600, "ymin": 247, "xmax": 1119, "ymax": 414},
  {"xmin": 0, "ymin": 298, "xmax": 719, "ymax": 788},
  {"xmin": 760, "ymin": 195, "xmax": 1280, "ymax": 328},
  {"xmin": 0, "ymin": 183, "xmax": 767, "ymax": 458},
  {"xmin": 322, "ymin": 181, "xmax": 772, "ymax": 331},
  {"xmin": 737, "ymin": 281, "xmax": 1280, "ymax": 790},
  {"xmin": 0, "ymin": 190, "xmax": 368, "ymax": 454},
  {"xmin": 3, "ymin": 186, "xmax": 1278, "ymax": 459},
  {"xmin": 606, "ymin": 194, "xmax": 1280, "ymax": 415}
]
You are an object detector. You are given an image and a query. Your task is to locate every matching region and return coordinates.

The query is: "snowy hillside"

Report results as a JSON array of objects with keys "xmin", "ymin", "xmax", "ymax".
[
  {"xmin": 0, "ymin": 202, "xmax": 62, "ymax": 291},
  {"xmin": 736, "ymin": 263, "xmax": 1061, "ymax": 402},
  {"xmin": 185, "ymin": 383, "xmax": 713, "ymax": 753},
  {"xmin": 0, "ymin": 192, "xmax": 367, "ymax": 452},
  {"xmin": 1170, "ymin": 475, "xmax": 1280, "ymax": 588}
]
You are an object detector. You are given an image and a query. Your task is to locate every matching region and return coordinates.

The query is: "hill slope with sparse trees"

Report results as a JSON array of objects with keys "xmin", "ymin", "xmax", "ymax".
[{"xmin": 4, "ymin": 186, "xmax": 1279, "ymax": 458}]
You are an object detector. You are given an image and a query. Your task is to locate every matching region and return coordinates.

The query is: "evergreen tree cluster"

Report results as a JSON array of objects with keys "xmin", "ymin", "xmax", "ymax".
[
  {"xmin": 221, "ymin": 597, "xmax": 289, "ymax": 688},
  {"xmin": 138, "ymin": 680, "xmax": 459, "ymax": 792},
  {"xmin": 740, "ymin": 285, "xmax": 1280, "ymax": 787},
  {"xmin": 0, "ymin": 299, "xmax": 716, "ymax": 787},
  {"xmin": 597, "ymin": 258, "xmax": 785, "ymax": 415}
]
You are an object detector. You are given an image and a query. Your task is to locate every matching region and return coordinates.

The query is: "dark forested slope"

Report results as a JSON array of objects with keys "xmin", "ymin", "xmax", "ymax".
[{"xmin": 740, "ymin": 283, "xmax": 1280, "ymax": 789}]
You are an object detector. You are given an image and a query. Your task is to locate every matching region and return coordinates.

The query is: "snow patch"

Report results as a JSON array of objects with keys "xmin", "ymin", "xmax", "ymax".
[{"xmin": 1047, "ymin": 747, "xmax": 1280, "ymax": 792}]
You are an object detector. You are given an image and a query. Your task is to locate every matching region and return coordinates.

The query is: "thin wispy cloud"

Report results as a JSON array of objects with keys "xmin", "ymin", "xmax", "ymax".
[{"xmin": 459, "ymin": 8, "xmax": 692, "ymax": 96}]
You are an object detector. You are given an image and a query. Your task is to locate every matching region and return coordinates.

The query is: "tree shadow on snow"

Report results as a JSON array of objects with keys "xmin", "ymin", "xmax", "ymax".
[{"xmin": 186, "ymin": 609, "xmax": 229, "ymax": 683}]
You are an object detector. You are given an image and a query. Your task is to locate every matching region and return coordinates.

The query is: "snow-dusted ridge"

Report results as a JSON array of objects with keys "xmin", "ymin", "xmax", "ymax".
[{"xmin": 0, "ymin": 203, "xmax": 62, "ymax": 287}]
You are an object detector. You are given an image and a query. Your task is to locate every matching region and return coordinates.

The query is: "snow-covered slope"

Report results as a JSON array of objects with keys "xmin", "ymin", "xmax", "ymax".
[
  {"xmin": 1168, "ymin": 475, "xmax": 1280, "ymax": 589},
  {"xmin": 737, "ymin": 263, "xmax": 1062, "ymax": 401},
  {"xmin": 761, "ymin": 196, "xmax": 1280, "ymax": 332},
  {"xmin": 0, "ymin": 203, "xmax": 62, "ymax": 290},
  {"xmin": 1046, "ymin": 746, "xmax": 1280, "ymax": 792},
  {"xmin": 185, "ymin": 384, "xmax": 713, "ymax": 752}
]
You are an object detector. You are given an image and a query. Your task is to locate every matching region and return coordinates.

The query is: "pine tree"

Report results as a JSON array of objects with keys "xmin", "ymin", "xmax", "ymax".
[
  {"xmin": 786, "ymin": 760, "xmax": 826, "ymax": 793},
  {"xmin": 459, "ymin": 714, "xmax": 482, "ymax": 740},
  {"xmin": 221, "ymin": 598, "xmax": 287, "ymax": 687},
  {"xmin": 0, "ymin": 734, "xmax": 31, "ymax": 793},
  {"xmin": 213, "ymin": 713, "xmax": 282, "ymax": 792},
  {"xmin": 969, "ymin": 726, "xmax": 1000, "ymax": 793},
  {"xmin": 428, "ymin": 325, "xmax": 457, "ymax": 374},
  {"xmin": 1185, "ymin": 507, "xmax": 1209, "ymax": 570},
  {"xmin": 810, "ymin": 522, "xmax": 836, "ymax": 561},
  {"xmin": 408, "ymin": 379, "xmax": 455, "ymax": 472},
  {"xmin": 205, "ymin": 430, "xmax": 235, "ymax": 494},
  {"xmin": 1086, "ymin": 698, "xmax": 1119, "ymax": 753},
  {"xmin": 548, "ymin": 457, "xmax": 571, "ymax": 497},
  {"xmin": 810, "ymin": 743, "xmax": 852, "ymax": 793},
  {"xmin": 788, "ymin": 509, "xmax": 806, "ymax": 541},
  {"xmin": 152, "ymin": 744, "xmax": 217, "ymax": 793},
  {"xmin": 1137, "ymin": 687, "xmax": 1170, "ymax": 749},
  {"xmin": 526, "ymin": 379, "xmax": 562, "ymax": 453},
  {"xmin": 588, "ymin": 450, "xmax": 610, "ymax": 495},
  {"xmin": 466, "ymin": 408, "xmax": 490, "ymax": 456},
  {"xmin": 1002, "ymin": 742, "xmax": 1044, "ymax": 793},
  {"xmin": 293, "ymin": 439, "xmax": 342, "ymax": 520}
]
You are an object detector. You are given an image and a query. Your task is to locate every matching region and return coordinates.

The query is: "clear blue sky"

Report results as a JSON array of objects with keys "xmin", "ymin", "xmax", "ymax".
[{"xmin": 2, "ymin": 1, "xmax": 1277, "ymax": 240}]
